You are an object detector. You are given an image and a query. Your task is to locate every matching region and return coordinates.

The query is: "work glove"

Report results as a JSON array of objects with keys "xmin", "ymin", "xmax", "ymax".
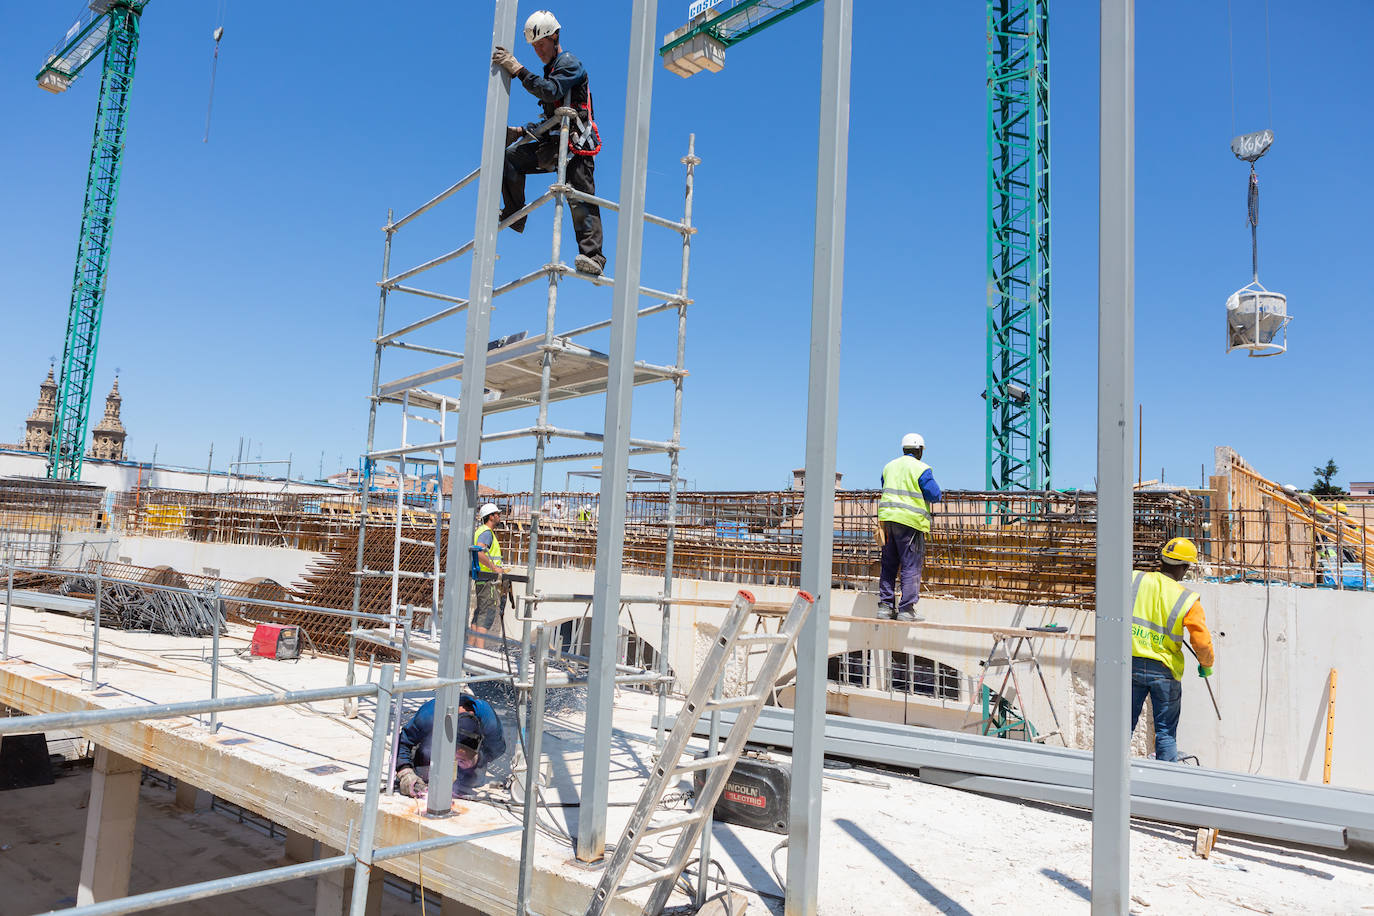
[
  {"xmin": 1197, "ymin": 664, "xmax": 1213, "ymax": 678},
  {"xmin": 492, "ymin": 47, "xmax": 523, "ymax": 77},
  {"xmin": 396, "ymin": 767, "xmax": 427, "ymax": 798},
  {"xmin": 506, "ymin": 126, "xmax": 524, "ymax": 145}
]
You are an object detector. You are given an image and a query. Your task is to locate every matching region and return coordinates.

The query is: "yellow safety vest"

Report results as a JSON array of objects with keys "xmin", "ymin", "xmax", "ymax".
[
  {"xmin": 877, "ymin": 455, "xmax": 933, "ymax": 533},
  {"xmin": 474, "ymin": 523, "xmax": 502, "ymax": 573},
  {"xmin": 1130, "ymin": 570, "xmax": 1198, "ymax": 680}
]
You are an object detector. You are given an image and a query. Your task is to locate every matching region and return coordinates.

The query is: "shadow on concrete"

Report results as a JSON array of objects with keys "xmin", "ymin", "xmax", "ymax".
[
  {"xmin": 835, "ymin": 818, "xmax": 973, "ymax": 916},
  {"xmin": 1040, "ymin": 868, "xmax": 1090, "ymax": 901}
]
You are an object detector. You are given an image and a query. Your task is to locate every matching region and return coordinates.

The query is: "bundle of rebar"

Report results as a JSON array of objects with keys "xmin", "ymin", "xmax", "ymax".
[{"xmin": 58, "ymin": 574, "xmax": 222, "ymax": 637}]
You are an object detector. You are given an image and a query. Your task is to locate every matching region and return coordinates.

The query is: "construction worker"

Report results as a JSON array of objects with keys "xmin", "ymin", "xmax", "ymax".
[
  {"xmin": 876, "ymin": 433, "xmax": 942, "ymax": 622},
  {"xmin": 491, "ymin": 11, "xmax": 606, "ymax": 277},
  {"xmin": 394, "ymin": 693, "xmax": 508, "ymax": 797},
  {"xmin": 471, "ymin": 503, "xmax": 506, "ymax": 644},
  {"xmin": 1130, "ymin": 537, "xmax": 1216, "ymax": 762}
]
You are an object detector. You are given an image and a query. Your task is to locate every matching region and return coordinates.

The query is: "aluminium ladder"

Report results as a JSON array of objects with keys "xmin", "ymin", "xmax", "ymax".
[{"xmin": 585, "ymin": 588, "xmax": 815, "ymax": 916}]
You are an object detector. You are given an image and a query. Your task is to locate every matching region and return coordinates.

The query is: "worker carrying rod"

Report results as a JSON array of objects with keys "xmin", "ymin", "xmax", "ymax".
[
  {"xmin": 1129, "ymin": 538, "xmax": 1217, "ymax": 762},
  {"xmin": 492, "ymin": 10, "xmax": 607, "ymax": 277}
]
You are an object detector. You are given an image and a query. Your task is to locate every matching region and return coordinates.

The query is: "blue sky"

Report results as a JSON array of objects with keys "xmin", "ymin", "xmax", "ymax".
[{"xmin": 1, "ymin": 1, "xmax": 1368, "ymax": 492}]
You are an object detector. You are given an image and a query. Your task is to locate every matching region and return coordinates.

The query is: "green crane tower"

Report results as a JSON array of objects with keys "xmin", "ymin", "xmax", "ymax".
[
  {"xmin": 36, "ymin": 0, "xmax": 149, "ymax": 481},
  {"xmin": 986, "ymin": 0, "xmax": 1051, "ymax": 492}
]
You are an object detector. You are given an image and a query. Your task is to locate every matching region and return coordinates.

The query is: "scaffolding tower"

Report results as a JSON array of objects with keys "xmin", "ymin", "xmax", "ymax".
[
  {"xmin": 342, "ymin": 61, "xmax": 697, "ymax": 850},
  {"xmin": 986, "ymin": 0, "xmax": 1052, "ymax": 492}
]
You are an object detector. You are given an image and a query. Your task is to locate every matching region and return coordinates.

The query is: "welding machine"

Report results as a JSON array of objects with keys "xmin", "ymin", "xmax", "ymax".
[
  {"xmin": 693, "ymin": 753, "xmax": 791, "ymax": 834},
  {"xmin": 250, "ymin": 624, "xmax": 301, "ymax": 660}
]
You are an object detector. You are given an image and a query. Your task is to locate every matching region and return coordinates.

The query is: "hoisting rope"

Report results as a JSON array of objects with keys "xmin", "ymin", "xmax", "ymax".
[
  {"xmin": 203, "ymin": 2, "xmax": 227, "ymax": 143},
  {"xmin": 1248, "ymin": 165, "xmax": 1259, "ymax": 282}
]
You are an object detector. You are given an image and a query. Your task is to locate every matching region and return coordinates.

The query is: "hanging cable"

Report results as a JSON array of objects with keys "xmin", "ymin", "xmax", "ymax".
[
  {"xmin": 1225, "ymin": 0, "xmax": 1237, "ymax": 136},
  {"xmin": 1248, "ymin": 165, "xmax": 1260, "ymax": 282},
  {"xmin": 1263, "ymin": 0, "xmax": 1274, "ymax": 128},
  {"xmin": 203, "ymin": 2, "xmax": 227, "ymax": 143}
]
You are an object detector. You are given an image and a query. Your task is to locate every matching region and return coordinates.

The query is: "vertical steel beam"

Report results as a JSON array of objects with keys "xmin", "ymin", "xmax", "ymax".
[
  {"xmin": 517, "ymin": 625, "xmax": 551, "ymax": 915},
  {"xmin": 430, "ymin": 0, "xmax": 518, "ymax": 817},
  {"xmin": 577, "ymin": 0, "xmax": 659, "ymax": 862},
  {"xmin": 786, "ymin": 1, "xmax": 852, "ymax": 913},
  {"xmin": 350, "ymin": 665, "xmax": 394, "ymax": 914},
  {"xmin": 1092, "ymin": 0, "xmax": 1134, "ymax": 911}
]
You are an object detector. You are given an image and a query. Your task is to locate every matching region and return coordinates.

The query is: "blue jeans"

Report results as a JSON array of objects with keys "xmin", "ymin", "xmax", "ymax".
[
  {"xmin": 1130, "ymin": 657, "xmax": 1182, "ymax": 762},
  {"xmin": 878, "ymin": 523, "xmax": 925, "ymax": 612}
]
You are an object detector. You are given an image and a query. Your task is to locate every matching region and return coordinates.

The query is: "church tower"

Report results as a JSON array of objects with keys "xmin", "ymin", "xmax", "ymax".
[
  {"xmin": 88, "ymin": 377, "xmax": 128, "ymax": 461},
  {"xmin": 23, "ymin": 367, "xmax": 58, "ymax": 454}
]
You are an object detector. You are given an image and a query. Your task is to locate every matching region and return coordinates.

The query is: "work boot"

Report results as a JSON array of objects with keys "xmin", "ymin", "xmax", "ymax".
[
  {"xmin": 574, "ymin": 254, "xmax": 604, "ymax": 276},
  {"xmin": 500, "ymin": 208, "xmax": 527, "ymax": 234},
  {"xmin": 876, "ymin": 601, "xmax": 895, "ymax": 620},
  {"xmin": 896, "ymin": 606, "xmax": 924, "ymax": 623}
]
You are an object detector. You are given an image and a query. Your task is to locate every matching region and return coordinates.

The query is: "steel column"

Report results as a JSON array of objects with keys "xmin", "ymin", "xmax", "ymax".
[
  {"xmin": 786, "ymin": 1, "xmax": 852, "ymax": 913},
  {"xmin": 431, "ymin": 0, "xmax": 518, "ymax": 816},
  {"xmin": 1092, "ymin": 0, "xmax": 1134, "ymax": 911},
  {"xmin": 517, "ymin": 625, "xmax": 551, "ymax": 915},
  {"xmin": 349, "ymin": 665, "xmax": 394, "ymax": 914},
  {"xmin": 577, "ymin": 0, "xmax": 659, "ymax": 862}
]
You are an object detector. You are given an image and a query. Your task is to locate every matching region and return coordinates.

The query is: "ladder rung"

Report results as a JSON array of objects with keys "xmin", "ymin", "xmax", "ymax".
[
  {"xmin": 398, "ymin": 537, "xmax": 436, "ymax": 546},
  {"xmin": 352, "ymin": 570, "xmax": 442, "ymax": 580},
  {"xmin": 637, "ymin": 810, "xmax": 707, "ymax": 838},
  {"xmin": 618, "ymin": 865, "xmax": 679, "ymax": 893},
  {"xmin": 736, "ymin": 634, "xmax": 788, "ymax": 646},
  {"xmin": 705, "ymin": 694, "xmax": 762, "ymax": 712},
  {"xmin": 672, "ymin": 754, "xmax": 730, "ymax": 775}
]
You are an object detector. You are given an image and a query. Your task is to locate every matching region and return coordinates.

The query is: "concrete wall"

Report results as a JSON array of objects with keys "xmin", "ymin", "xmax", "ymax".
[
  {"xmin": 0, "ymin": 450, "xmax": 345, "ymax": 495},
  {"xmin": 115, "ymin": 536, "xmax": 325, "ymax": 585}
]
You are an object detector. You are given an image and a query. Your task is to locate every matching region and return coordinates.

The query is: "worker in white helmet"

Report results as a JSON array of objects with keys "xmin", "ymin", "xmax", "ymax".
[
  {"xmin": 471, "ymin": 503, "xmax": 507, "ymax": 646},
  {"xmin": 491, "ymin": 11, "xmax": 606, "ymax": 277},
  {"xmin": 876, "ymin": 434, "xmax": 942, "ymax": 621}
]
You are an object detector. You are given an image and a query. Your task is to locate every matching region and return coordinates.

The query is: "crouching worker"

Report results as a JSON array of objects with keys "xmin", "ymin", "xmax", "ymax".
[{"xmin": 394, "ymin": 693, "xmax": 508, "ymax": 797}]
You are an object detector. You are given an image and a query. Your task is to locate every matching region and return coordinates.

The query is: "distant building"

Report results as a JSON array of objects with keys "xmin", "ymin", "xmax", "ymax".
[
  {"xmin": 791, "ymin": 468, "xmax": 844, "ymax": 491},
  {"xmin": 17, "ymin": 369, "xmax": 128, "ymax": 461},
  {"xmin": 22, "ymin": 367, "xmax": 58, "ymax": 454},
  {"xmin": 88, "ymin": 377, "xmax": 128, "ymax": 461},
  {"xmin": 1350, "ymin": 482, "xmax": 1374, "ymax": 497}
]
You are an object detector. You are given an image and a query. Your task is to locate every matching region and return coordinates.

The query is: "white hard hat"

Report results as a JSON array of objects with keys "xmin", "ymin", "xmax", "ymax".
[
  {"xmin": 524, "ymin": 10, "xmax": 561, "ymax": 44},
  {"xmin": 901, "ymin": 433, "xmax": 925, "ymax": 451},
  {"xmin": 478, "ymin": 503, "xmax": 501, "ymax": 519}
]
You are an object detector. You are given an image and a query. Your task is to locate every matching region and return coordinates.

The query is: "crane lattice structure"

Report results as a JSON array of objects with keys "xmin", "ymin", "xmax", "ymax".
[
  {"xmin": 986, "ymin": 0, "xmax": 1051, "ymax": 492},
  {"xmin": 36, "ymin": 0, "xmax": 149, "ymax": 481}
]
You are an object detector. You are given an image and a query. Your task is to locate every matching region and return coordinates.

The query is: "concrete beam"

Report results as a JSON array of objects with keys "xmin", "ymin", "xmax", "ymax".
[
  {"xmin": 284, "ymin": 827, "xmax": 318, "ymax": 865},
  {"xmin": 77, "ymin": 745, "xmax": 141, "ymax": 905}
]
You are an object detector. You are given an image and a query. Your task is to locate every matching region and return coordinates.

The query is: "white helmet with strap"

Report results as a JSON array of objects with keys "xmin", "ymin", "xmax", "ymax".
[
  {"xmin": 524, "ymin": 10, "xmax": 561, "ymax": 44},
  {"xmin": 478, "ymin": 502, "xmax": 501, "ymax": 520},
  {"xmin": 901, "ymin": 432, "xmax": 925, "ymax": 451}
]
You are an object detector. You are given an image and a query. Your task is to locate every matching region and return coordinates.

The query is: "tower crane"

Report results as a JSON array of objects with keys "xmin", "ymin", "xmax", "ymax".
[
  {"xmin": 36, "ymin": 0, "xmax": 150, "ymax": 481},
  {"xmin": 662, "ymin": 1, "xmax": 1052, "ymax": 494}
]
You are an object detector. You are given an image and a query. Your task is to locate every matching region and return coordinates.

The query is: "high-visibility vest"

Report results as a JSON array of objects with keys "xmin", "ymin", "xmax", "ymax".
[
  {"xmin": 1130, "ymin": 570, "xmax": 1198, "ymax": 680},
  {"xmin": 877, "ymin": 455, "xmax": 933, "ymax": 533},
  {"xmin": 474, "ymin": 524, "xmax": 502, "ymax": 573}
]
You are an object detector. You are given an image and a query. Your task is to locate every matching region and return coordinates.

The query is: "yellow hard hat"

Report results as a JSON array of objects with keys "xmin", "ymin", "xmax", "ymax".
[
  {"xmin": 1336, "ymin": 502, "xmax": 1349, "ymax": 515},
  {"xmin": 1161, "ymin": 537, "xmax": 1199, "ymax": 565}
]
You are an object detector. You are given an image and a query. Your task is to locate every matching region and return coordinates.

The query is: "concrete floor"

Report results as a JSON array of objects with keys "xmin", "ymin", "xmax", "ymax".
[{"xmin": 0, "ymin": 762, "xmax": 423, "ymax": 915}]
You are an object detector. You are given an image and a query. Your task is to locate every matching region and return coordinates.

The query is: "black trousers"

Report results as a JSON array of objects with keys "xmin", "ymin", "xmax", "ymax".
[{"xmin": 502, "ymin": 140, "xmax": 605, "ymax": 269}]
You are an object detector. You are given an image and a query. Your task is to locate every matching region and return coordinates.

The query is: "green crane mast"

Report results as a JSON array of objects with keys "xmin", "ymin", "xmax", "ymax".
[
  {"xmin": 36, "ymin": 0, "xmax": 149, "ymax": 481},
  {"xmin": 986, "ymin": 0, "xmax": 1051, "ymax": 492}
]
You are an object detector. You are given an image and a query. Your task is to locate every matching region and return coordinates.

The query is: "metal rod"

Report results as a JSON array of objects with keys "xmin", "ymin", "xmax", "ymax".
[
  {"xmin": 1093, "ymin": 0, "xmax": 1135, "ymax": 910},
  {"xmin": 788, "ymin": 1, "xmax": 852, "ymax": 912},
  {"xmin": 209, "ymin": 586, "xmax": 221, "ymax": 731},
  {"xmin": 659, "ymin": 133, "xmax": 698, "ymax": 752},
  {"xmin": 0, "ymin": 675, "xmax": 464, "ymax": 736},
  {"xmin": 349, "ymin": 664, "xmax": 394, "ymax": 914},
  {"xmin": 431, "ymin": 0, "xmax": 517, "ymax": 817},
  {"xmin": 3, "ymin": 563, "xmax": 12, "ymax": 661},
  {"xmin": 517, "ymin": 625, "xmax": 552, "ymax": 914},
  {"xmin": 88, "ymin": 565, "xmax": 102, "ymax": 691},
  {"xmin": 560, "ymin": 186, "xmax": 690, "ymax": 233},
  {"xmin": 389, "ymin": 167, "xmax": 481, "ymax": 231}
]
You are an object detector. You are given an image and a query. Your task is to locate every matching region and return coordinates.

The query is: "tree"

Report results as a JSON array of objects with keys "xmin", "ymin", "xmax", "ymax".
[{"xmin": 1311, "ymin": 458, "xmax": 1345, "ymax": 496}]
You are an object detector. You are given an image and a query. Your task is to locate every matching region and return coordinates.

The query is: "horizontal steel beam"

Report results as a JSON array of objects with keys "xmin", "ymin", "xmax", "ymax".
[{"xmin": 667, "ymin": 707, "xmax": 1374, "ymax": 848}]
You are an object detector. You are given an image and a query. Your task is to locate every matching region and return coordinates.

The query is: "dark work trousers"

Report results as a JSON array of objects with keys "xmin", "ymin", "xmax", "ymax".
[
  {"xmin": 1130, "ymin": 656, "xmax": 1183, "ymax": 762},
  {"xmin": 878, "ymin": 522, "xmax": 925, "ymax": 612},
  {"xmin": 501, "ymin": 139, "xmax": 605, "ymax": 271}
]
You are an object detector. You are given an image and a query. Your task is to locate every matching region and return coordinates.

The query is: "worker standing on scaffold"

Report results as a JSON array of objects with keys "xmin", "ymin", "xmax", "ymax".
[{"xmin": 492, "ymin": 10, "xmax": 606, "ymax": 277}]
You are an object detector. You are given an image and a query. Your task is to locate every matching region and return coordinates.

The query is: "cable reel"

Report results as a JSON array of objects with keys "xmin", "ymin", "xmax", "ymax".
[{"xmin": 1225, "ymin": 128, "xmax": 1290, "ymax": 357}]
